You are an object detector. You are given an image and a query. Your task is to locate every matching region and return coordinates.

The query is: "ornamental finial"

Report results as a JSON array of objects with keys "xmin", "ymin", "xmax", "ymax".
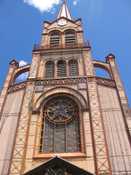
[{"xmin": 57, "ymin": 0, "xmax": 72, "ymax": 20}]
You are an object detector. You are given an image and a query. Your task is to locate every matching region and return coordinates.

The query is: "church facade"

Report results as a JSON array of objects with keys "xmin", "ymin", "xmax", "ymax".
[{"xmin": 0, "ymin": 1, "xmax": 131, "ymax": 175}]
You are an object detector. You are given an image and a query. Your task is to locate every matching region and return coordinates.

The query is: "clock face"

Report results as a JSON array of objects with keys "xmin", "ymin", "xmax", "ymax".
[
  {"xmin": 57, "ymin": 19, "xmax": 67, "ymax": 26},
  {"xmin": 44, "ymin": 96, "xmax": 77, "ymax": 124}
]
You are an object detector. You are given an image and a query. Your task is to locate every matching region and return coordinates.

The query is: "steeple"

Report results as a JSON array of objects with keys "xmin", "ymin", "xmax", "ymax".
[{"xmin": 57, "ymin": 0, "xmax": 72, "ymax": 20}]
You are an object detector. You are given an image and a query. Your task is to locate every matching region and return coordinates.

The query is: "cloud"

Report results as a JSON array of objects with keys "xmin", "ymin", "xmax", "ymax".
[
  {"xmin": 73, "ymin": 0, "xmax": 78, "ymax": 6},
  {"xmin": 19, "ymin": 60, "xmax": 28, "ymax": 67},
  {"xmin": 23, "ymin": 0, "xmax": 61, "ymax": 12}
]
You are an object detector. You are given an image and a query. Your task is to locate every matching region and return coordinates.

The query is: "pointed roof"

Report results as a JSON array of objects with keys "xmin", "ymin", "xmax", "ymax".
[
  {"xmin": 57, "ymin": 0, "xmax": 72, "ymax": 20},
  {"xmin": 23, "ymin": 156, "xmax": 93, "ymax": 175}
]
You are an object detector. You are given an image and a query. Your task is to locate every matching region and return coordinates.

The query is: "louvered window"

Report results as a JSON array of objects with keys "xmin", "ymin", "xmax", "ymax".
[
  {"xmin": 57, "ymin": 60, "xmax": 66, "ymax": 77},
  {"xmin": 45, "ymin": 61, "xmax": 54, "ymax": 78},
  {"xmin": 65, "ymin": 30, "xmax": 76, "ymax": 47},
  {"xmin": 69, "ymin": 60, "xmax": 78, "ymax": 76},
  {"xmin": 40, "ymin": 96, "xmax": 81, "ymax": 153},
  {"xmin": 50, "ymin": 31, "xmax": 60, "ymax": 48}
]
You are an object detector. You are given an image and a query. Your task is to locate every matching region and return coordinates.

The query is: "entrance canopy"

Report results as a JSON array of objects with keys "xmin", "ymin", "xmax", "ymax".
[{"xmin": 23, "ymin": 156, "xmax": 93, "ymax": 175}]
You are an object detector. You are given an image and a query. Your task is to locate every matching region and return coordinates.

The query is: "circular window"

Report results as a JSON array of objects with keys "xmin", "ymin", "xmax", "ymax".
[{"xmin": 44, "ymin": 96, "xmax": 78, "ymax": 124}]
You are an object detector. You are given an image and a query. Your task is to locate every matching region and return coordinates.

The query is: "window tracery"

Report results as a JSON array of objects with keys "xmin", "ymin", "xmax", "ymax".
[
  {"xmin": 45, "ymin": 167, "xmax": 66, "ymax": 175},
  {"xmin": 40, "ymin": 96, "xmax": 80, "ymax": 153}
]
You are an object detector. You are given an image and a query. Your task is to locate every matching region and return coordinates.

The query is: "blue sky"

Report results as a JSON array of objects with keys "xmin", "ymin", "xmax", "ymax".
[{"xmin": 0, "ymin": 0, "xmax": 131, "ymax": 105}]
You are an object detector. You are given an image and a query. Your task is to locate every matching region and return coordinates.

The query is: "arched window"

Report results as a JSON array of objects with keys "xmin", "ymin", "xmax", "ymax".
[
  {"xmin": 65, "ymin": 29, "xmax": 76, "ymax": 47},
  {"xmin": 50, "ymin": 30, "xmax": 60, "ymax": 48},
  {"xmin": 95, "ymin": 66, "xmax": 111, "ymax": 79},
  {"xmin": 57, "ymin": 60, "xmax": 66, "ymax": 77},
  {"xmin": 69, "ymin": 60, "xmax": 78, "ymax": 76},
  {"xmin": 14, "ymin": 71, "xmax": 29, "ymax": 84},
  {"xmin": 45, "ymin": 61, "xmax": 54, "ymax": 78},
  {"xmin": 40, "ymin": 96, "xmax": 81, "ymax": 153}
]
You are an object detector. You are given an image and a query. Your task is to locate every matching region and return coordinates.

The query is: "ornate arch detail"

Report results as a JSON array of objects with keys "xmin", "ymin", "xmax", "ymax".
[
  {"xmin": 33, "ymin": 86, "xmax": 88, "ymax": 113},
  {"xmin": 93, "ymin": 61, "xmax": 111, "ymax": 73},
  {"xmin": 48, "ymin": 28, "xmax": 62, "ymax": 33},
  {"xmin": 13, "ymin": 65, "xmax": 30, "ymax": 80},
  {"xmin": 14, "ymin": 65, "xmax": 30, "ymax": 76},
  {"xmin": 12, "ymin": 65, "xmax": 30, "ymax": 84},
  {"xmin": 63, "ymin": 27, "xmax": 78, "ymax": 32},
  {"xmin": 93, "ymin": 60, "xmax": 112, "ymax": 78},
  {"xmin": 64, "ymin": 28, "xmax": 76, "ymax": 33},
  {"xmin": 47, "ymin": 27, "xmax": 77, "ymax": 34}
]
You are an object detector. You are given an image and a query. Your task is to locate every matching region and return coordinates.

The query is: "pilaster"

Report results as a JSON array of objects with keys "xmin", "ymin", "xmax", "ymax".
[
  {"xmin": 9, "ymin": 52, "xmax": 40, "ymax": 175},
  {"xmin": 88, "ymin": 79, "xmax": 112, "ymax": 175},
  {"xmin": 29, "ymin": 52, "xmax": 41, "ymax": 79},
  {"xmin": 9, "ymin": 82, "xmax": 34, "ymax": 175},
  {"xmin": 106, "ymin": 54, "xmax": 131, "ymax": 138},
  {"xmin": 0, "ymin": 59, "xmax": 19, "ymax": 118},
  {"xmin": 83, "ymin": 50, "xmax": 94, "ymax": 76},
  {"xmin": 106, "ymin": 54, "xmax": 127, "ymax": 104}
]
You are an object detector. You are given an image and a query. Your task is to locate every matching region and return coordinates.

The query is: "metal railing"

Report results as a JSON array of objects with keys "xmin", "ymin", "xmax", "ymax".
[{"xmin": 33, "ymin": 41, "xmax": 91, "ymax": 51}]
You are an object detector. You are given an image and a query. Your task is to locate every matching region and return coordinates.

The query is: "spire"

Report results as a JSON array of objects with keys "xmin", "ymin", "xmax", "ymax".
[{"xmin": 57, "ymin": 0, "xmax": 72, "ymax": 20}]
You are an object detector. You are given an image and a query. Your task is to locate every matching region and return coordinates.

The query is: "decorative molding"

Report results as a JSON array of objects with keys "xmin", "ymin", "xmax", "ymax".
[
  {"xmin": 96, "ymin": 77, "xmax": 116, "ymax": 88},
  {"xmin": 9, "ymin": 85, "xmax": 34, "ymax": 174},
  {"xmin": 88, "ymin": 81, "xmax": 112, "ymax": 175},
  {"xmin": 88, "ymin": 77, "xmax": 116, "ymax": 88},
  {"xmin": 33, "ymin": 86, "xmax": 88, "ymax": 112},
  {"xmin": 35, "ymin": 77, "xmax": 87, "ymax": 87},
  {"xmin": 8, "ymin": 82, "xmax": 27, "ymax": 93},
  {"xmin": 7, "ymin": 77, "xmax": 115, "ymax": 93},
  {"xmin": 33, "ymin": 152, "xmax": 86, "ymax": 159}
]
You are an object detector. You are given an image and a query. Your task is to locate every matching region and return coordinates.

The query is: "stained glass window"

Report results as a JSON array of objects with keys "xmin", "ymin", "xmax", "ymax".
[{"xmin": 40, "ymin": 96, "xmax": 81, "ymax": 153}]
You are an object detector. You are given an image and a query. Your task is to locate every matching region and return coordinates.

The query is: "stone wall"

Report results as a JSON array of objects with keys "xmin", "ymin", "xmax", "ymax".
[
  {"xmin": 98, "ymin": 85, "xmax": 131, "ymax": 175},
  {"xmin": 0, "ymin": 90, "xmax": 24, "ymax": 175}
]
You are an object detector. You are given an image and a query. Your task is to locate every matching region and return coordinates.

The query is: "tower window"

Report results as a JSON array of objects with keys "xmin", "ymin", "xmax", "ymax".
[
  {"xmin": 57, "ymin": 60, "xmax": 66, "ymax": 77},
  {"xmin": 45, "ymin": 61, "xmax": 54, "ymax": 78},
  {"xmin": 50, "ymin": 30, "xmax": 60, "ymax": 48},
  {"xmin": 40, "ymin": 96, "xmax": 81, "ymax": 153},
  {"xmin": 69, "ymin": 60, "xmax": 78, "ymax": 76},
  {"xmin": 65, "ymin": 30, "xmax": 76, "ymax": 47}
]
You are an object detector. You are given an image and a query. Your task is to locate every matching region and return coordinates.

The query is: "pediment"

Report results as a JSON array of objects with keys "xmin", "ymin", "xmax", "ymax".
[
  {"xmin": 23, "ymin": 157, "xmax": 93, "ymax": 175},
  {"xmin": 44, "ymin": 17, "xmax": 82, "ymax": 33}
]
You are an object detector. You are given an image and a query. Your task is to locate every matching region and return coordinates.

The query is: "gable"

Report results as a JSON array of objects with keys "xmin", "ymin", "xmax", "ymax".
[
  {"xmin": 43, "ymin": 18, "xmax": 82, "ymax": 33},
  {"xmin": 23, "ymin": 157, "xmax": 93, "ymax": 175}
]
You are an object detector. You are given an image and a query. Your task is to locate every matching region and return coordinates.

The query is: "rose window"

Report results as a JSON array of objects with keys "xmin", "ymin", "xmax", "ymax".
[
  {"xmin": 41, "ymin": 95, "xmax": 80, "ymax": 153},
  {"xmin": 44, "ymin": 96, "xmax": 78, "ymax": 124}
]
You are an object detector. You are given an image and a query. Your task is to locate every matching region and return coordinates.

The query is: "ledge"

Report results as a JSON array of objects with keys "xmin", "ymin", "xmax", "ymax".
[{"xmin": 33, "ymin": 152, "xmax": 86, "ymax": 159}]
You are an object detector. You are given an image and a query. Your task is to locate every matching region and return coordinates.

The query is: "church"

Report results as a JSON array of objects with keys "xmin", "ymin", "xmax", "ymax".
[{"xmin": 0, "ymin": 1, "xmax": 131, "ymax": 175}]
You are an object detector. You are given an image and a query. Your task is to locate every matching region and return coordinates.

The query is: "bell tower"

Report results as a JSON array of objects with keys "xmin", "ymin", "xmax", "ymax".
[{"xmin": 0, "ymin": 1, "xmax": 130, "ymax": 175}]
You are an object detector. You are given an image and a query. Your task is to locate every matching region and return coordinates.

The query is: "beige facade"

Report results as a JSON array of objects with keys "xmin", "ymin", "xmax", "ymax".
[{"xmin": 0, "ymin": 1, "xmax": 130, "ymax": 175}]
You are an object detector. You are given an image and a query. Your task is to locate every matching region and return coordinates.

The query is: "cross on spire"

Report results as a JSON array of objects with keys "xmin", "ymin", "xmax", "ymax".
[{"xmin": 57, "ymin": 0, "xmax": 72, "ymax": 20}]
